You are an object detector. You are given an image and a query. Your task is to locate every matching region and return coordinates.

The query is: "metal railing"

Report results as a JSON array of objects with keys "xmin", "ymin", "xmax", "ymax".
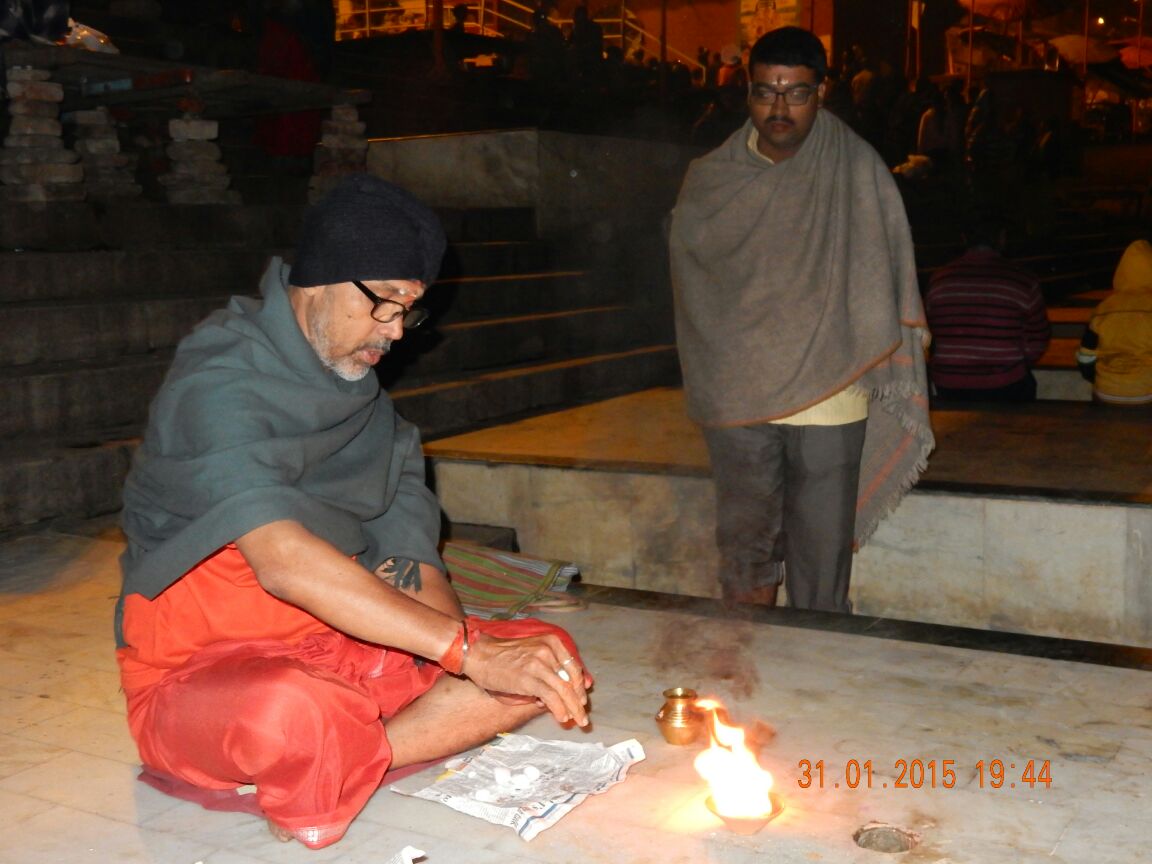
[
  {"xmin": 334, "ymin": 0, "xmax": 430, "ymax": 39},
  {"xmin": 332, "ymin": 0, "xmax": 704, "ymax": 71}
]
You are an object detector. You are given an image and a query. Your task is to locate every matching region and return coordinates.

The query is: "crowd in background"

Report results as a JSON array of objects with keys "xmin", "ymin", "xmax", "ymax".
[
  {"xmin": 145, "ymin": 0, "xmax": 1090, "ymax": 227},
  {"xmin": 513, "ymin": 18, "xmax": 1081, "ymax": 193},
  {"xmin": 514, "ymin": 31, "xmax": 1090, "ymax": 249}
]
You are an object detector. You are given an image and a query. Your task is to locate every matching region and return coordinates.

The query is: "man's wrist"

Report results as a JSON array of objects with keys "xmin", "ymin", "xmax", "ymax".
[{"xmin": 437, "ymin": 616, "xmax": 478, "ymax": 675}]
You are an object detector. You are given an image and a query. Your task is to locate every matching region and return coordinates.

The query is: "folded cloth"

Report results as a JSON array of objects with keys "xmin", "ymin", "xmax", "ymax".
[{"xmin": 443, "ymin": 542, "xmax": 585, "ymax": 619}]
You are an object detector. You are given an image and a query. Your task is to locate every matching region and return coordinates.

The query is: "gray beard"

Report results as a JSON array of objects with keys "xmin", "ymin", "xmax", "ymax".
[
  {"xmin": 308, "ymin": 301, "xmax": 391, "ymax": 382},
  {"xmin": 319, "ymin": 339, "xmax": 392, "ymax": 381}
]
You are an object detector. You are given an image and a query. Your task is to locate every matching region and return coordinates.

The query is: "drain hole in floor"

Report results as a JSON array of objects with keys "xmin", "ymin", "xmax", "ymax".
[{"xmin": 853, "ymin": 822, "xmax": 920, "ymax": 853}]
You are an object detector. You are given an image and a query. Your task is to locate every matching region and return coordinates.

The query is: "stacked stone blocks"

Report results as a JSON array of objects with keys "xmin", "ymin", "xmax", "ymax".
[
  {"xmin": 65, "ymin": 107, "xmax": 143, "ymax": 201},
  {"xmin": 2, "ymin": 66, "xmax": 84, "ymax": 202},
  {"xmin": 309, "ymin": 102, "xmax": 368, "ymax": 202},
  {"xmin": 159, "ymin": 115, "xmax": 241, "ymax": 205}
]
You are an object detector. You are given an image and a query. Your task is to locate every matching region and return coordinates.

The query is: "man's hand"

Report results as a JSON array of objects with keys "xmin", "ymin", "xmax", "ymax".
[
  {"xmin": 236, "ymin": 521, "xmax": 591, "ymax": 726},
  {"xmin": 459, "ymin": 619, "xmax": 593, "ymax": 728}
]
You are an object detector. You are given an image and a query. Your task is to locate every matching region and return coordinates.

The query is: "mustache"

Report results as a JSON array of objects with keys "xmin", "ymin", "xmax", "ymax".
[
  {"xmin": 766, "ymin": 116, "xmax": 795, "ymax": 126},
  {"xmin": 359, "ymin": 339, "xmax": 393, "ymax": 355}
]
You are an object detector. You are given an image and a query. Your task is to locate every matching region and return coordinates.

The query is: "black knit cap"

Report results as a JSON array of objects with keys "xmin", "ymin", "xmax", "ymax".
[{"xmin": 289, "ymin": 174, "xmax": 447, "ymax": 288}]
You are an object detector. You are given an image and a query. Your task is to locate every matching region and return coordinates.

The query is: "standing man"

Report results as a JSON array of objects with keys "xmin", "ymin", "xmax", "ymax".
[
  {"xmin": 670, "ymin": 27, "xmax": 934, "ymax": 613},
  {"xmin": 116, "ymin": 175, "xmax": 592, "ymax": 849},
  {"xmin": 925, "ymin": 220, "xmax": 1050, "ymax": 402}
]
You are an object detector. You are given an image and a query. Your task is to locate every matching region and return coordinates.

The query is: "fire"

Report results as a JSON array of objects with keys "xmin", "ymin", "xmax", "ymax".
[{"xmin": 693, "ymin": 699, "xmax": 774, "ymax": 818}]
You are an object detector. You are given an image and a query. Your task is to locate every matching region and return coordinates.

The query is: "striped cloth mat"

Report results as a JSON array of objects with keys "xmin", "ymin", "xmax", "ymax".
[{"xmin": 442, "ymin": 541, "xmax": 585, "ymax": 619}]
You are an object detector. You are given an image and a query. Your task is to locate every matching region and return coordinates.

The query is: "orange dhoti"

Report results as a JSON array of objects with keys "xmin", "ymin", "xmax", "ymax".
[{"xmin": 118, "ymin": 546, "xmax": 442, "ymax": 849}]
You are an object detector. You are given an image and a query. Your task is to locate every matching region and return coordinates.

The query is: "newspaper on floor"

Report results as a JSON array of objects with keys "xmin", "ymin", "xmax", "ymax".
[{"xmin": 390, "ymin": 733, "xmax": 646, "ymax": 841}]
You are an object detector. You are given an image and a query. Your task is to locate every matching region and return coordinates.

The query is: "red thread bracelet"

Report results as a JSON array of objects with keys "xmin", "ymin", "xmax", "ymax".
[
  {"xmin": 438, "ymin": 618, "xmax": 479, "ymax": 675},
  {"xmin": 438, "ymin": 622, "xmax": 466, "ymax": 675}
]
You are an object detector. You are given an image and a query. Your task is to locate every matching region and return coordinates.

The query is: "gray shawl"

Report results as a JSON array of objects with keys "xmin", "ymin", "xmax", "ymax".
[
  {"xmin": 670, "ymin": 112, "xmax": 935, "ymax": 545},
  {"xmin": 118, "ymin": 258, "xmax": 443, "ymax": 605}
]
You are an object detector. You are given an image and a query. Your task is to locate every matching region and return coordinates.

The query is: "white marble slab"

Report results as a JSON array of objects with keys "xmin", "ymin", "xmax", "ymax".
[{"xmin": 2, "ymin": 525, "xmax": 1149, "ymax": 863}]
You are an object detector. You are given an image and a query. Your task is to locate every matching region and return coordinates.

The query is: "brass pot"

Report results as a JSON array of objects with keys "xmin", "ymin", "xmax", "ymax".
[{"xmin": 655, "ymin": 687, "xmax": 702, "ymax": 745}]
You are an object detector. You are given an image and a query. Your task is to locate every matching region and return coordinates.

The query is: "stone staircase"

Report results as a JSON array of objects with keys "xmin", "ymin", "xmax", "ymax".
[{"xmin": 0, "ymin": 199, "xmax": 677, "ymax": 531}]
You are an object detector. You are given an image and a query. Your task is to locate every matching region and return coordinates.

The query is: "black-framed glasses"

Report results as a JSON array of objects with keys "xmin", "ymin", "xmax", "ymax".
[
  {"xmin": 749, "ymin": 83, "xmax": 815, "ymax": 106},
  {"xmin": 352, "ymin": 280, "xmax": 429, "ymax": 330}
]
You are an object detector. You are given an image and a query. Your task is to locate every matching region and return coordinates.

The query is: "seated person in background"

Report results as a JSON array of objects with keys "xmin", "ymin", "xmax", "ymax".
[
  {"xmin": 115, "ymin": 174, "xmax": 592, "ymax": 850},
  {"xmin": 924, "ymin": 220, "xmax": 1050, "ymax": 402},
  {"xmin": 1076, "ymin": 238, "xmax": 1152, "ymax": 406}
]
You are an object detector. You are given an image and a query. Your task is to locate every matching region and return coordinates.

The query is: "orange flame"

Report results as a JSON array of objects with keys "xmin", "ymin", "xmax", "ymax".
[{"xmin": 693, "ymin": 699, "xmax": 773, "ymax": 818}]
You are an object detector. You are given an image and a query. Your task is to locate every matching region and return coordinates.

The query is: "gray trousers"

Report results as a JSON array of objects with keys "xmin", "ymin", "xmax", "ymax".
[{"xmin": 702, "ymin": 420, "xmax": 866, "ymax": 613}]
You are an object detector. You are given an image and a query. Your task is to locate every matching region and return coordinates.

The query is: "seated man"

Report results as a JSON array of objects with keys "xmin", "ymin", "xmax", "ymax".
[
  {"xmin": 115, "ymin": 175, "xmax": 592, "ymax": 849},
  {"xmin": 925, "ymin": 220, "xmax": 1050, "ymax": 402},
  {"xmin": 1076, "ymin": 238, "xmax": 1152, "ymax": 406}
]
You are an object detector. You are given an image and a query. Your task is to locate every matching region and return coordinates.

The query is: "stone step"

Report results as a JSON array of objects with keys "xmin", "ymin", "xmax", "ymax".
[
  {"xmin": 434, "ymin": 207, "xmax": 538, "ymax": 243},
  {"xmin": 0, "ymin": 201, "xmax": 304, "ymax": 253},
  {"xmin": 1040, "ymin": 268, "xmax": 1117, "ymax": 302},
  {"xmin": 0, "ymin": 345, "xmax": 680, "ymax": 529},
  {"xmin": 914, "ymin": 226, "xmax": 1138, "ymax": 270},
  {"xmin": 425, "ymin": 271, "xmax": 612, "ymax": 323},
  {"xmin": 439, "ymin": 240, "xmax": 565, "ymax": 280},
  {"xmin": 0, "ymin": 296, "xmax": 230, "ymax": 365},
  {"xmin": 1049, "ymin": 306, "xmax": 1091, "ymax": 340},
  {"xmin": 0, "ymin": 240, "xmax": 556, "ymax": 306},
  {"xmin": 426, "ymin": 388, "xmax": 1152, "ymax": 646},
  {"xmin": 1034, "ymin": 369, "xmax": 1093, "ymax": 401},
  {"xmin": 1036, "ymin": 337, "xmax": 1080, "ymax": 370},
  {"xmin": 0, "ymin": 248, "xmax": 274, "ymax": 303},
  {"xmin": 0, "ymin": 436, "xmax": 137, "ymax": 529},
  {"xmin": 395, "ymin": 345, "xmax": 681, "ymax": 439},
  {"xmin": 0, "ymin": 243, "xmax": 566, "ymax": 305},
  {"xmin": 381, "ymin": 305, "xmax": 645, "ymax": 386},
  {"xmin": 0, "ymin": 354, "xmax": 169, "ymax": 440},
  {"xmin": 0, "ymin": 296, "xmax": 649, "ymax": 388},
  {"xmin": 0, "ymin": 200, "xmax": 537, "ymax": 252},
  {"xmin": 1018, "ymin": 245, "xmax": 1129, "ymax": 278},
  {"xmin": 918, "ymin": 247, "xmax": 1124, "ymax": 289},
  {"xmin": 0, "ymin": 335, "xmax": 678, "ymax": 443}
]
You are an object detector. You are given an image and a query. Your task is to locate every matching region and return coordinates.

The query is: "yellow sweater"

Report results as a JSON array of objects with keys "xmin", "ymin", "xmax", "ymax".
[{"xmin": 1077, "ymin": 239, "xmax": 1152, "ymax": 404}]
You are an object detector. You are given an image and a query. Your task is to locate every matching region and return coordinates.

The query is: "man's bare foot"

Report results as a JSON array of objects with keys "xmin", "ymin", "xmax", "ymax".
[{"xmin": 268, "ymin": 820, "xmax": 294, "ymax": 843}]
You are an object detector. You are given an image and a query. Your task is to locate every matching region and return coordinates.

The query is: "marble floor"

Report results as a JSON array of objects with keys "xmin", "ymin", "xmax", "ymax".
[{"xmin": 2, "ymin": 517, "xmax": 1151, "ymax": 864}]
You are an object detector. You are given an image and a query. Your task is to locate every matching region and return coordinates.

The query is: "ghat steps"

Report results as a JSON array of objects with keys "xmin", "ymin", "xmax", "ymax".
[
  {"xmin": 0, "ymin": 172, "xmax": 1143, "ymax": 531},
  {"xmin": 0, "ymin": 200, "xmax": 677, "ymax": 530}
]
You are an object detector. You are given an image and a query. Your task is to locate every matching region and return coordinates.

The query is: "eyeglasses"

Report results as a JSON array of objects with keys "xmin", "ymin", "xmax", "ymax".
[
  {"xmin": 749, "ymin": 83, "xmax": 815, "ymax": 106},
  {"xmin": 352, "ymin": 280, "xmax": 429, "ymax": 330}
]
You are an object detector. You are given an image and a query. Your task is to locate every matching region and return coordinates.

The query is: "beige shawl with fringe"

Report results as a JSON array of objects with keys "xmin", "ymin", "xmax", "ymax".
[{"xmin": 670, "ymin": 111, "xmax": 935, "ymax": 546}]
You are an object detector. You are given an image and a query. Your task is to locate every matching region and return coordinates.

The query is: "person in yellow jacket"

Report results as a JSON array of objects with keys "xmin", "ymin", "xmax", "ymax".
[{"xmin": 1077, "ymin": 238, "xmax": 1152, "ymax": 405}]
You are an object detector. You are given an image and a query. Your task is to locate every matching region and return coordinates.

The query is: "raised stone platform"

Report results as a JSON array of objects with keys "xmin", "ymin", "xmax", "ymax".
[{"xmin": 426, "ymin": 388, "xmax": 1152, "ymax": 648}]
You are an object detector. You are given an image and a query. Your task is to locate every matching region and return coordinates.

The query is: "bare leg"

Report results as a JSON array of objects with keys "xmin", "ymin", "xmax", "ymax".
[{"xmin": 386, "ymin": 674, "xmax": 545, "ymax": 768}]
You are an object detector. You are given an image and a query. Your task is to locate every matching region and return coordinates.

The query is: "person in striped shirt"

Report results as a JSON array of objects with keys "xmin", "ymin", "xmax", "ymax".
[{"xmin": 924, "ymin": 222, "xmax": 1051, "ymax": 401}]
